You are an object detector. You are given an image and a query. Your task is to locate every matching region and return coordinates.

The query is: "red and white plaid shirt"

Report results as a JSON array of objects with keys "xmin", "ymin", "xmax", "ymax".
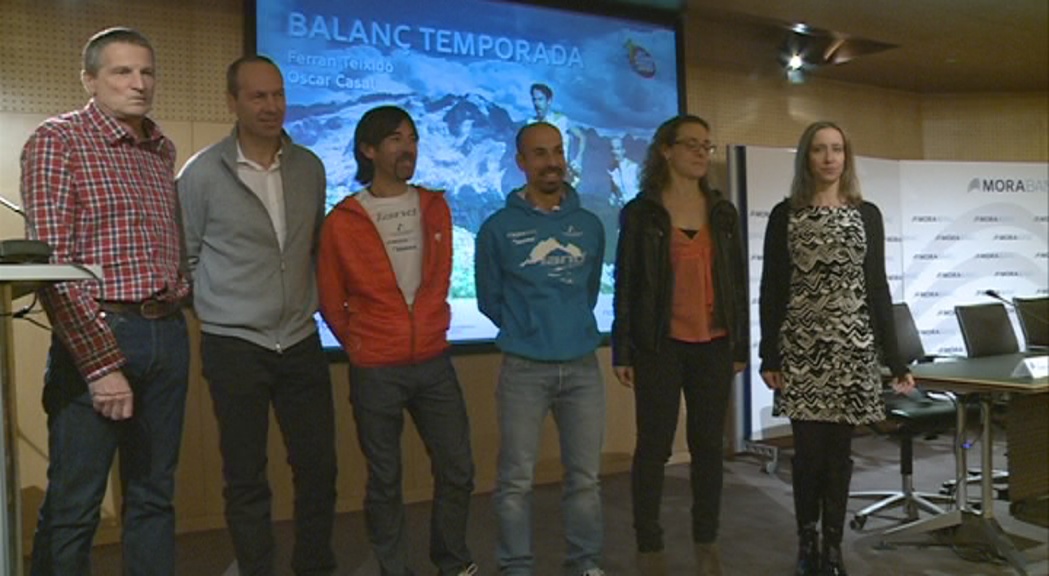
[{"xmin": 21, "ymin": 100, "xmax": 188, "ymax": 382}]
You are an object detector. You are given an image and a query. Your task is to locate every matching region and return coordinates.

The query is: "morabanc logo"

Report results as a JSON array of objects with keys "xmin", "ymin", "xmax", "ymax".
[{"xmin": 967, "ymin": 177, "xmax": 1049, "ymax": 193}]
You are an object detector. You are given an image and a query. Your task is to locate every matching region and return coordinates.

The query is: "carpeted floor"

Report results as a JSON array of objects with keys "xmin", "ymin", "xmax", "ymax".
[{"xmin": 78, "ymin": 433, "xmax": 1048, "ymax": 575}]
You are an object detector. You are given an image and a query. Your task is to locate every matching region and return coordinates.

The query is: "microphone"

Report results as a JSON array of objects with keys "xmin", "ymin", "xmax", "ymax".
[
  {"xmin": 983, "ymin": 289, "xmax": 1049, "ymax": 328},
  {"xmin": 0, "ymin": 195, "xmax": 24, "ymax": 216},
  {"xmin": 0, "ymin": 194, "xmax": 52, "ymax": 263},
  {"xmin": 983, "ymin": 289, "xmax": 1010, "ymax": 304}
]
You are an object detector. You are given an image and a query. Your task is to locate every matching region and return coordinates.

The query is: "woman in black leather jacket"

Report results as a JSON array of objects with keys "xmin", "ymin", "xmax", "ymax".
[{"xmin": 611, "ymin": 115, "xmax": 748, "ymax": 576}]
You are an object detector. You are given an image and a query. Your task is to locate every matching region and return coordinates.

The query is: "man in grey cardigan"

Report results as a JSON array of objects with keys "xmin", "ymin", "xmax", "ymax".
[{"xmin": 178, "ymin": 55, "xmax": 337, "ymax": 576}]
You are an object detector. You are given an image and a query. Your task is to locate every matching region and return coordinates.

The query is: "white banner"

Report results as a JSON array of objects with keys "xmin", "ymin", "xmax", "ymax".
[{"xmin": 899, "ymin": 161, "xmax": 1049, "ymax": 355}]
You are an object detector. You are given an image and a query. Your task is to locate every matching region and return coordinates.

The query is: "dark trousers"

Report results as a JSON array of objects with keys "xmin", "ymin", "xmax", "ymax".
[
  {"xmin": 349, "ymin": 354, "xmax": 475, "ymax": 576},
  {"xmin": 631, "ymin": 337, "xmax": 733, "ymax": 550},
  {"xmin": 790, "ymin": 420, "xmax": 854, "ymax": 545},
  {"xmin": 31, "ymin": 311, "xmax": 189, "ymax": 576},
  {"xmin": 201, "ymin": 332, "xmax": 337, "ymax": 576}
]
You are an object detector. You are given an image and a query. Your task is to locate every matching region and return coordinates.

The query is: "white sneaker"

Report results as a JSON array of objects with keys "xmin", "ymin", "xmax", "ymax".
[{"xmin": 580, "ymin": 569, "xmax": 606, "ymax": 576}]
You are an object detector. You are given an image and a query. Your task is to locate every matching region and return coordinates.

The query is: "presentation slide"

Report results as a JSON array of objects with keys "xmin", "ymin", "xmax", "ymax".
[{"xmin": 254, "ymin": 0, "xmax": 681, "ymax": 347}]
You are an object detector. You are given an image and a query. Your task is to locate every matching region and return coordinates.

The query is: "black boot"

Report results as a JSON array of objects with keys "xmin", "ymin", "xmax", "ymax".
[
  {"xmin": 820, "ymin": 458, "xmax": 853, "ymax": 576},
  {"xmin": 795, "ymin": 523, "xmax": 820, "ymax": 576},
  {"xmin": 792, "ymin": 453, "xmax": 822, "ymax": 576}
]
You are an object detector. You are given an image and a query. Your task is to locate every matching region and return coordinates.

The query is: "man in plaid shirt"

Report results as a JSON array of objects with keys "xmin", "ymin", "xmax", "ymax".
[{"xmin": 20, "ymin": 27, "xmax": 189, "ymax": 575}]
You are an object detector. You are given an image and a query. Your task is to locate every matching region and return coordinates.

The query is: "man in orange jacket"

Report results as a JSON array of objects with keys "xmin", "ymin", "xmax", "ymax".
[{"xmin": 317, "ymin": 105, "xmax": 477, "ymax": 576}]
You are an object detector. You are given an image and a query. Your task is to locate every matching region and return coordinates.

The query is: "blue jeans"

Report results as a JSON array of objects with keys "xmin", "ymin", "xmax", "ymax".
[
  {"xmin": 349, "ymin": 354, "xmax": 475, "ymax": 576},
  {"xmin": 31, "ymin": 311, "xmax": 189, "ymax": 576},
  {"xmin": 495, "ymin": 352, "xmax": 605, "ymax": 576},
  {"xmin": 201, "ymin": 332, "xmax": 337, "ymax": 576}
]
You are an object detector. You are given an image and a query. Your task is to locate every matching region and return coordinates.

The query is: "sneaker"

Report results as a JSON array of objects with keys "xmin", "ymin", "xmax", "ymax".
[
  {"xmin": 454, "ymin": 563, "xmax": 479, "ymax": 576},
  {"xmin": 580, "ymin": 570, "xmax": 606, "ymax": 576}
]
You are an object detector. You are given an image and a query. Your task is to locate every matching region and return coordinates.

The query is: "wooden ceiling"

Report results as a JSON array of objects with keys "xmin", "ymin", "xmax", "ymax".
[{"xmin": 594, "ymin": 0, "xmax": 1049, "ymax": 93}]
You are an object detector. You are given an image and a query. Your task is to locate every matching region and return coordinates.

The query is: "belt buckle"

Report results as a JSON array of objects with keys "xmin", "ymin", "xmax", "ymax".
[{"xmin": 139, "ymin": 299, "xmax": 167, "ymax": 320}]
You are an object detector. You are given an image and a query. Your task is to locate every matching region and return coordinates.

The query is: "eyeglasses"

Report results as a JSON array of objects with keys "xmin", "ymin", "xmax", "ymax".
[{"xmin": 672, "ymin": 139, "xmax": 717, "ymax": 155}]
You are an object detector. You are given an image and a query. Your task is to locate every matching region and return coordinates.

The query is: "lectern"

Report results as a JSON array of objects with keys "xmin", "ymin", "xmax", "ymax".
[{"xmin": 0, "ymin": 264, "xmax": 100, "ymax": 575}]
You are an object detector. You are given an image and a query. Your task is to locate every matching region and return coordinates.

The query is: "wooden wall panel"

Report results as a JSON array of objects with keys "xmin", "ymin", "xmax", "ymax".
[{"xmin": 922, "ymin": 93, "xmax": 1049, "ymax": 161}]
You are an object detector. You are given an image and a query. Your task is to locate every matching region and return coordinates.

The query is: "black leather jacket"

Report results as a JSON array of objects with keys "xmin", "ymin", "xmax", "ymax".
[{"xmin": 611, "ymin": 190, "xmax": 749, "ymax": 366}]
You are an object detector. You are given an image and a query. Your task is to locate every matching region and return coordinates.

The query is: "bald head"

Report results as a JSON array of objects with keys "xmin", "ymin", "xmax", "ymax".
[{"xmin": 516, "ymin": 122, "xmax": 565, "ymax": 195}]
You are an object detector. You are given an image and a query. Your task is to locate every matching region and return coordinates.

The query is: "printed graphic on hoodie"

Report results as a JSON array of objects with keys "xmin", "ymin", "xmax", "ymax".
[{"xmin": 519, "ymin": 236, "xmax": 586, "ymax": 283}]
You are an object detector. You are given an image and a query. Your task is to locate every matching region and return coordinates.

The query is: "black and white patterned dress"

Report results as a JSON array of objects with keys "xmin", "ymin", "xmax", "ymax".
[{"xmin": 774, "ymin": 205, "xmax": 884, "ymax": 425}]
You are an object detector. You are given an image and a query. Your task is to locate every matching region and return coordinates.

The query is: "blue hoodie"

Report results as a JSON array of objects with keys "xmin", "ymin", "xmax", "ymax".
[{"xmin": 475, "ymin": 184, "xmax": 605, "ymax": 361}]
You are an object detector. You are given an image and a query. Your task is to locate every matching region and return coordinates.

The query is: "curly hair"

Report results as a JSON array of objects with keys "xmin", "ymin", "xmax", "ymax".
[{"xmin": 639, "ymin": 114, "xmax": 712, "ymax": 202}]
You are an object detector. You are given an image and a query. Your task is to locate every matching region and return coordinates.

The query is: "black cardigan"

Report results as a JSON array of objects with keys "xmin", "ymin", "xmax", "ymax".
[{"xmin": 757, "ymin": 199, "xmax": 907, "ymax": 378}]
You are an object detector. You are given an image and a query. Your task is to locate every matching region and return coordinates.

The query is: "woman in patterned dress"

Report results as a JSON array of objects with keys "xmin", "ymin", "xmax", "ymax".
[{"xmin": 758, "ymin": 121, "xmax": 914, "ymax": 576}]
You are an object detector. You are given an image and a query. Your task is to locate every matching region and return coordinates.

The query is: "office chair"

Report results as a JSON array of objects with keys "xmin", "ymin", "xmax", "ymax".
[
  {"xmin": 849, "ymin": 303, "xmax": 957, "ymax": 530},
  {"xmin": 954, "ymin": 303, "xmax": 1020, "ymax": 358},
  {"xmin": 1013, "ymin": 296, "xmax": 1049, "ymax": 350}
]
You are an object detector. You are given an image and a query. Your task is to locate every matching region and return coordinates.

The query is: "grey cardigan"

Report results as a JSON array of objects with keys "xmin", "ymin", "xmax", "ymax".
[{"xmin": 177, "ymin": 129, "xmax": 326, "ymax": 352}]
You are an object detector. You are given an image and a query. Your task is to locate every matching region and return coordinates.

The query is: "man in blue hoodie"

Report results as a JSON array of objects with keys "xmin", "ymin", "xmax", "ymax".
[{"xmin": 475, "ymin": 122, "xmax": 606, "ymax": 576}]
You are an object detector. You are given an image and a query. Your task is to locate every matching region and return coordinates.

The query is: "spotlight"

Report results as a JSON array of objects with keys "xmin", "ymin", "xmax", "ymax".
[{"xmin": 784, "ymin": 52, "xmax": 806, "ymax": 83}]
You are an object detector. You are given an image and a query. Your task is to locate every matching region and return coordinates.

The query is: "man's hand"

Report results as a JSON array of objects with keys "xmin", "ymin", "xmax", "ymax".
[
  {"xmin": 88, "ymin": 371, "xmax": 134, "ymax": 420},
  {"xmin": 613, "ymin": 365, "xmax": 635, "ymax": 388}
]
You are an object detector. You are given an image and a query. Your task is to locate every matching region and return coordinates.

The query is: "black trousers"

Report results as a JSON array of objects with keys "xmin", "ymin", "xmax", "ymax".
[
  {"xmin": 631, "ymin": 337, "xmax": 734, "ymax": 550},
  {"xmin": 201, "ymin": 332, "xmax": 338, "ymax": 576}
]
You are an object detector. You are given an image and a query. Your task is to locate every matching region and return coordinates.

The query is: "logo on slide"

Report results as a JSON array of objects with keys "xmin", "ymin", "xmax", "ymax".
[{"xmin": 625, "ymin": 39, "xmax": 657, "ymax": 78}]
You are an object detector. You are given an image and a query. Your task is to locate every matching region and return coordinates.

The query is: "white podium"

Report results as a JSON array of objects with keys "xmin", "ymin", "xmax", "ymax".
[{"xmin": 0, "ymin": 264, "xmax": 100, "ymax": 575}]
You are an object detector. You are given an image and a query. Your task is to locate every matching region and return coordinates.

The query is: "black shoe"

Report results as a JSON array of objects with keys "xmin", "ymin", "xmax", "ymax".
[{"xmin": 794, "ymin": 525, "xmax": 820, "ymax": 576}]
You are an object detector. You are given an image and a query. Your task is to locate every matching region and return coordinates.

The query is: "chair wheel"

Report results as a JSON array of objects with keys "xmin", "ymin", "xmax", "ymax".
[{"xmin": 850, "ymin": 515, "xmax": 866, "ymax": 530}]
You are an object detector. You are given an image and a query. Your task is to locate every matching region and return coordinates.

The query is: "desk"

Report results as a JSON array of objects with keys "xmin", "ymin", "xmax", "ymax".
[{"xmin": 882, "ymin": 353, "xmax": 1048, "ymax": 576}]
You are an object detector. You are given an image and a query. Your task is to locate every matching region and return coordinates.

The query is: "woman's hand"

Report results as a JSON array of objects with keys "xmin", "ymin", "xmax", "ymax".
[
  {"xmin": 761, "ymin": 370, "xmax": 784, "ymax": 390},
  {"xmin": 733, "ymin": 362, "xmax": 747, "ymax": 374},
  {"xmin": 613, "ymin": 365, "xmax": 635, "ymax": 388}
]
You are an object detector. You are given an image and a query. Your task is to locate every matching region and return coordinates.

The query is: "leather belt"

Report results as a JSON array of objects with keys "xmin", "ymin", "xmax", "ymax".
[{"xmin": 98, "ymin": 299, "xmax": 181, "ymax": 320}]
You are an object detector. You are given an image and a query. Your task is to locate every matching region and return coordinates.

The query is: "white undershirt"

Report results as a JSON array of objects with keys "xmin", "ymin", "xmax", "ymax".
[
  {"xmin": 236, "ymin": 143, "xmax": 286, "ymax": 250},
  {"xmin": 357, "ymin": 187, "xmax": 423, "ymax": 306}
]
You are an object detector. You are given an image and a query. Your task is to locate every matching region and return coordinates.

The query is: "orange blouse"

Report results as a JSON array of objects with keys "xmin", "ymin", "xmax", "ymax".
[{"xmin": 668, "ymin": 227, "xmax": 727, "ymax": 342}]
